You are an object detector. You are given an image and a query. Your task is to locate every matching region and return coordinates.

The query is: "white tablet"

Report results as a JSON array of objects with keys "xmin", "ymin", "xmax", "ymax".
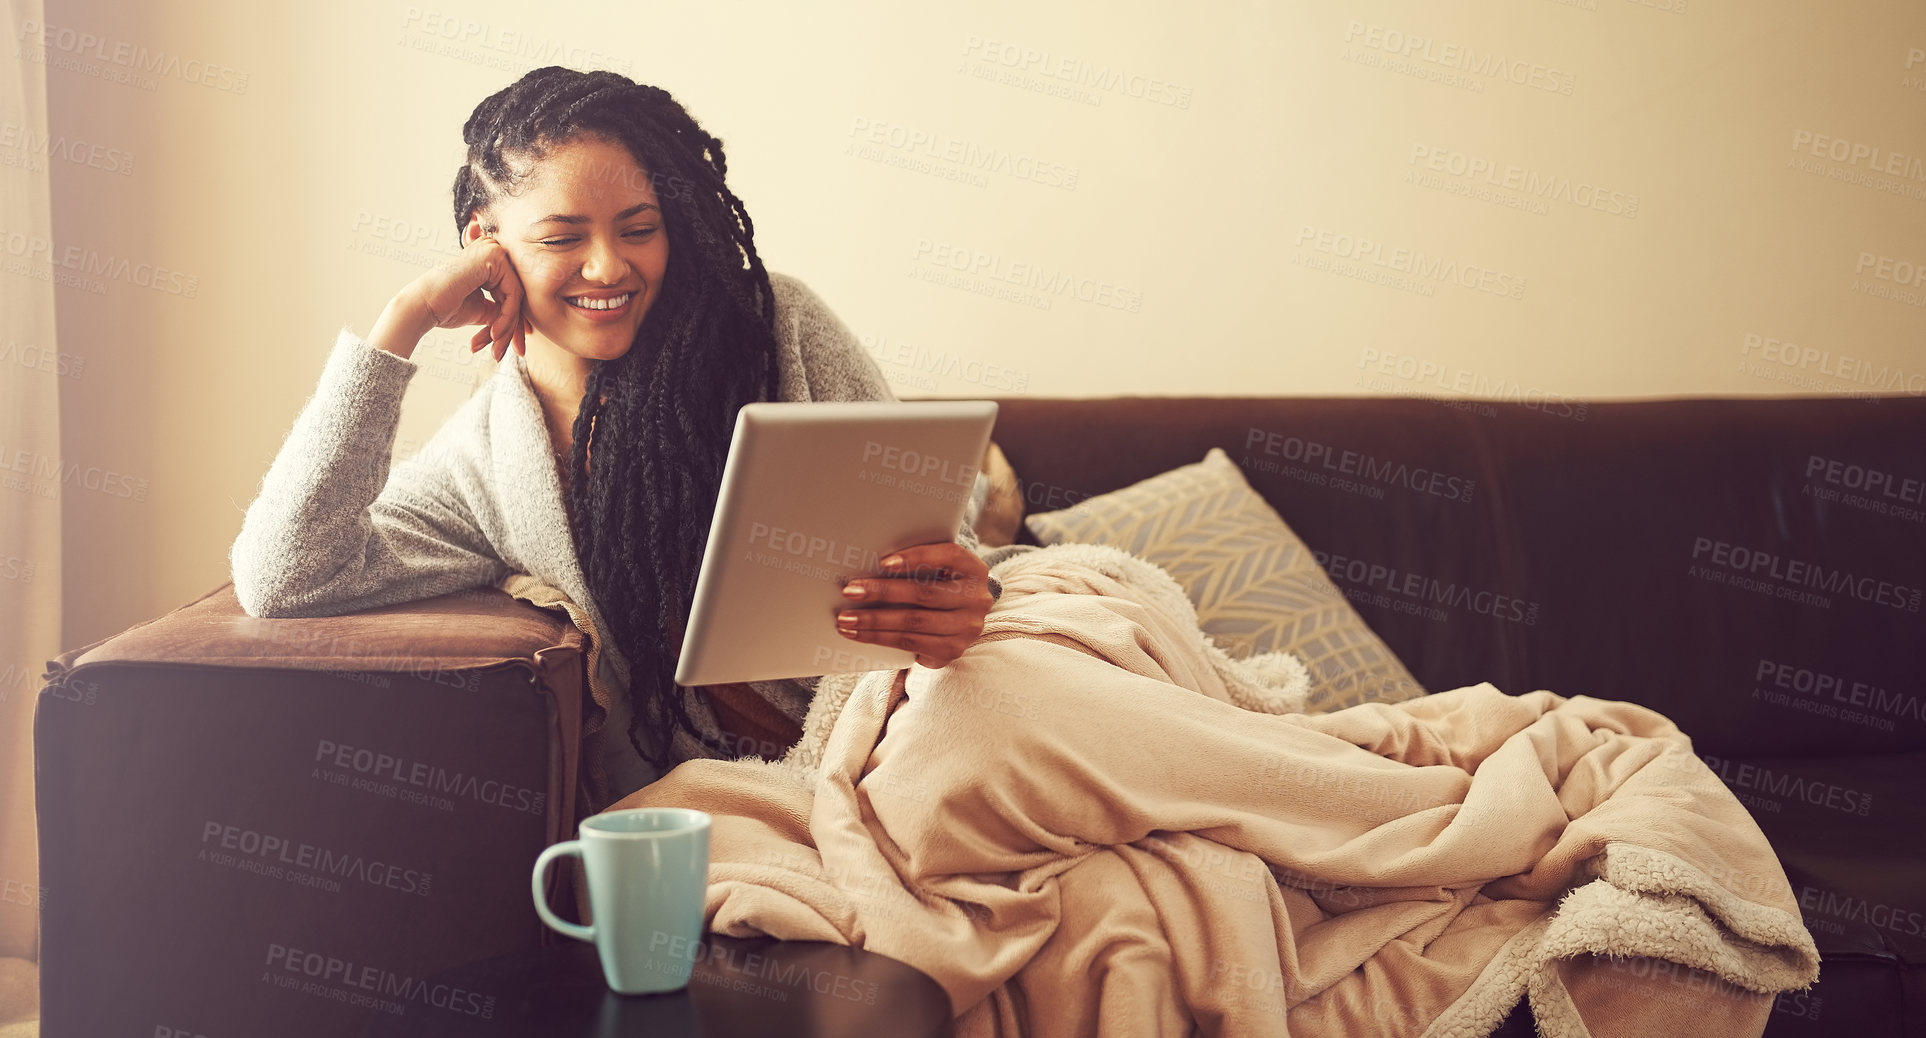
[{"xmin": 673, "ymin": 400, "xmax": 999, "ymax": 686}]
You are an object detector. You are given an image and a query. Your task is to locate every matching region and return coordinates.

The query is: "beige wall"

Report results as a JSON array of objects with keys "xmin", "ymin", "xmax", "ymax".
[{"xmin": 21, "ymin": 0, "xmax": 1925, "ymax": 649}]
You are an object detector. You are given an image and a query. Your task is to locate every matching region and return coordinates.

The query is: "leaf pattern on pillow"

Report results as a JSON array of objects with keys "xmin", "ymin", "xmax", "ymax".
[{"xmin": 1024, "ymin": 448, "xmax": 1425, "ymax": 712}]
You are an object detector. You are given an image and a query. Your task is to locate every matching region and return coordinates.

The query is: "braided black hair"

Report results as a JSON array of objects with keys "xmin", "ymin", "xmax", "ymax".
[{"xmin": 452, "ymin": 67, "xmax": 780, "ymax": 771}]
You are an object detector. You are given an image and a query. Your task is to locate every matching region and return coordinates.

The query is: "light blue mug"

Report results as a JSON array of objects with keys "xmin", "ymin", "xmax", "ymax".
[{"xmin": 531, "ymin": 807, "xmax": 712, "ymax": 994}]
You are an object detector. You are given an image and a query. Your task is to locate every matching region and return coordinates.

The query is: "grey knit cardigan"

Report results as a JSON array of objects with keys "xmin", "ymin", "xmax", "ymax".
[{"xmin": 230, "ymin": 272, "xmax": 1003, "ymax": 797}]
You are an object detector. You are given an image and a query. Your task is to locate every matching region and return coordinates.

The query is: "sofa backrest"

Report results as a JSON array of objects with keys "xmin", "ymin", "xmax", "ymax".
[{"xmin": 987, "ymin": 395, "xmax": 1924, "ymax": 759}]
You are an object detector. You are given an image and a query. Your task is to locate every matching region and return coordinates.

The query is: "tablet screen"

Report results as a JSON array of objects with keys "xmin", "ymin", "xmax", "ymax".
[{"xmin": 674, "ymin": 400, "xmax": 998, "ymax": 686}]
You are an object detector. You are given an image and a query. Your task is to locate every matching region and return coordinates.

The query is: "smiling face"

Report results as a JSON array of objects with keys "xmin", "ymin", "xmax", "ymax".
[{"xmin": 463, "ymin": 134, "xmax": 669, "ymax": 367}]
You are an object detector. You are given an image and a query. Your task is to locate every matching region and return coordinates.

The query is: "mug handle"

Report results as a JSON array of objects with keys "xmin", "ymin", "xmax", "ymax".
[{"xmin": 531, "ymin": 841, "xmax": 594, "ymax": 942}]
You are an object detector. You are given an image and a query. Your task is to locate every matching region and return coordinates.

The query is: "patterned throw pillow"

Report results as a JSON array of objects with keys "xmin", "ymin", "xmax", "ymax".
[
  {"xmin": 1023, "ymin": 448, "xmax": 1426, "ymax": 713},
  {"xmin": 975, "ymin": 441, "xmax": 1024, "ymax": 547}
]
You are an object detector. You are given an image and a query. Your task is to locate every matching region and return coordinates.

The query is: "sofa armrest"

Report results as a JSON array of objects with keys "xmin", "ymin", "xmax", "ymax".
[
  {"xmin": 36, "ymin": 581, "xmax": 591, "ymax": 1038},
  {"xmin": 47, "ymin": 580, "xmax": 589, "ymax": 833}
]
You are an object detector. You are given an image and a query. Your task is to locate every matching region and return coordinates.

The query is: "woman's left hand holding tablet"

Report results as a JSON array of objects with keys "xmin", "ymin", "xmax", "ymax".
[{"xmin": 835, "ymin": 542, "xmax": 992, "ymax": 669}]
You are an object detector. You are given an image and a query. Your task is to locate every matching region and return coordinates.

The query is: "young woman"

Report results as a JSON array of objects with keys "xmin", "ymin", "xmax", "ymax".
[{"xmin": 231, "ymin": 66, "xmax": 1004, "ymax": 798}]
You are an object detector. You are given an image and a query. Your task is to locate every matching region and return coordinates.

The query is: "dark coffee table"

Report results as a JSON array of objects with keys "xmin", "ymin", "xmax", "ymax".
[{"xmin": 358, "ymin": 934, "xmax": 954, "ymax": 1037}]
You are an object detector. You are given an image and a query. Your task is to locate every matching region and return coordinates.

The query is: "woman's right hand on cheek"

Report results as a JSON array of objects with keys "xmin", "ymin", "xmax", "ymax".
[
  {"xmin": 369, "ymin": 237, "xmax": 531, "ymax": 362},
  {"xmin": 420, "ymin": 237, "xmax": 531, "ymax": 361}
]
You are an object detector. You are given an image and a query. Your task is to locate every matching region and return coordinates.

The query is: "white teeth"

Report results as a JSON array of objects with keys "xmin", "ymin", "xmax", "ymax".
[{"xmin": 569, "ymin": 293, "xmax": 631, "ymax": 311}]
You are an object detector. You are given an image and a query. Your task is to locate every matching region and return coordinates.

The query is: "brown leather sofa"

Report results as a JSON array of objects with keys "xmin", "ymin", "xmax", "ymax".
[{"xmin": 37, "ymin": 394, "xmax": 1923, "ymax": 1037}]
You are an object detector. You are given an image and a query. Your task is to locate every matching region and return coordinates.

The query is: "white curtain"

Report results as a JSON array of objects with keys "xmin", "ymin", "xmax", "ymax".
[{"xmin": 0, "ymin": 0, "xmax": 59, "ymax": 975}]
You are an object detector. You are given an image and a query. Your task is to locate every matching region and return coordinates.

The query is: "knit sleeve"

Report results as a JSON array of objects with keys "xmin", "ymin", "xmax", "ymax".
[
  {"xmin": 766, "ymin": 273, "xmax": 997, "ymax": 578},
  {"xmin": 229, "ymin": 328, "xmax": 514, "ymax": 618}
]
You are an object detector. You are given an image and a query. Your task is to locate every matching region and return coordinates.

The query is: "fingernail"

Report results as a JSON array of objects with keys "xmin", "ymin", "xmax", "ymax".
[
  {"xmin": 836, "ymin": 612, "xmax": 857, "ymax": 625},
  {"xmin": 837, "ymin": 626, "xmax": 857, "ymax": 638},
  {"xmin": 881, "ymin": 555, "xmax": 904, "ymax": 570},
  {"xmin": 841, "ymin": 583, "xmax": 866, "ymax": 599}
]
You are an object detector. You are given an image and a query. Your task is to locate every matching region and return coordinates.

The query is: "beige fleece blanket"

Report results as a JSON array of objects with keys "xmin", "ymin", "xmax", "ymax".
[{"xmin": 603, "ymin": 543, "xmax": 1818, "ymax": 1037}]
